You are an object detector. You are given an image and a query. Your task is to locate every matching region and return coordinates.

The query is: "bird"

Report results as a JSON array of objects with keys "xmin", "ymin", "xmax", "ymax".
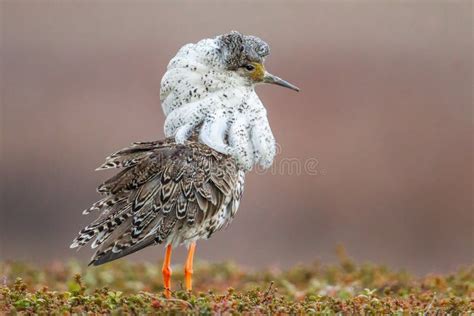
[{"xmin": 70, "ymin": 31, "xmax": 299, "ymax": 298}]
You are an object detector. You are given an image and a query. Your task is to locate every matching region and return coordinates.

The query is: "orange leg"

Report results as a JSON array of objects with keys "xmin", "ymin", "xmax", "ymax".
[
  {"xmin": 162, "ymin": 245, "xmax": 172, "ymax": 298},
  {"xmin": 184, "ymin": 242, "xmax": 196, "ymax": 291}
]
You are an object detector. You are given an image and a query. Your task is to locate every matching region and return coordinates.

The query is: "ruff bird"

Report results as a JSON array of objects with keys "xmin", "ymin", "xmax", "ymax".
[{"xmin": 70, "ymin": 31, "xmax": 299, "ymax": 297}]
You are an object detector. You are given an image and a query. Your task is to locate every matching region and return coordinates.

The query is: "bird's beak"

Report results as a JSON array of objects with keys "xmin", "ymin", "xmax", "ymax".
[{"xmin": 263, "ymin": 72, "xmax": 300, "ymax": 92}]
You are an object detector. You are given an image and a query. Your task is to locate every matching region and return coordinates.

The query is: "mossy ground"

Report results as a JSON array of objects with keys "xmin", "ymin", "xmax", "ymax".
[{"xmin": 1, "ymin": 247, "xmax": 472, "ymax": 314}]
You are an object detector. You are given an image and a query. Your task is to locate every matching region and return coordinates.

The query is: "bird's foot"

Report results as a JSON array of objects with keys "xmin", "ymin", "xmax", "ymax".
[{"xmin": 163, "ymin": 287, "xmax": 172, "ymax": 299}]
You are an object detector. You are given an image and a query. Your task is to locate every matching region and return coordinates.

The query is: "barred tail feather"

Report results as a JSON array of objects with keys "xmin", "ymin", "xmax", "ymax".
[{"xmin": 89, "ymin": 235, "xmax": 156, "ymax": 266}]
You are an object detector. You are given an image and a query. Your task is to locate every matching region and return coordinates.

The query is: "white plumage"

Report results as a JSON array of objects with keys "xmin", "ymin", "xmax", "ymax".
[{"xmin": 161, "ymin": 36, "xmax": 276, "ymax": 171}]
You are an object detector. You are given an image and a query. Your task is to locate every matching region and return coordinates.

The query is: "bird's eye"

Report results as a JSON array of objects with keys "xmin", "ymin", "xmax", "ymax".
[{"xmin": 244, "ymin": 64, "xmax": 255, "ymax": 71}]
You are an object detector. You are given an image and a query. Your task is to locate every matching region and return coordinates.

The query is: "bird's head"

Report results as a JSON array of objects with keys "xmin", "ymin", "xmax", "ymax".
[
  {"xmin": 160, "ymin": 31, "xmax": 299, "ymax": 171},
  {"xmin": 218, "ymin": 31, "xmax": 299, "ymax": 92}
]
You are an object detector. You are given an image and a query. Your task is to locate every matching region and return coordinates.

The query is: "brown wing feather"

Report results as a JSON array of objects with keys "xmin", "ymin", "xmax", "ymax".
[{"xmin": 70, "ymin": 138, "xmax": 243, "ymax": 266}]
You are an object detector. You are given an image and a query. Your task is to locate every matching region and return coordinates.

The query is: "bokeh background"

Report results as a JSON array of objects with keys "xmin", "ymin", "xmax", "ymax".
[{"xmin": 1, "ymin": 1, "xmax": 472, "ymax": 274}]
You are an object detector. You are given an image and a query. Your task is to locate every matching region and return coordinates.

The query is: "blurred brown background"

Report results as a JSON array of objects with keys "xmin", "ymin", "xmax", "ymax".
[{"xmin": 1, "ymin": 1, "xmax": 472, "ymax": 274}]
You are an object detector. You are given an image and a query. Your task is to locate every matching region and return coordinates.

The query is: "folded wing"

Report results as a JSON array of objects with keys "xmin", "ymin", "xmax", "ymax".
[{"xmin": 70, "ymin": 138, "xmax": 242, "ymax": 266}]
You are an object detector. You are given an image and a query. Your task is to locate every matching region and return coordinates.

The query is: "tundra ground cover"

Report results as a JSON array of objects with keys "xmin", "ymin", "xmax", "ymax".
[{"xmin": 1, "ymin": 248, "xmax": 472, "ymax": 314}]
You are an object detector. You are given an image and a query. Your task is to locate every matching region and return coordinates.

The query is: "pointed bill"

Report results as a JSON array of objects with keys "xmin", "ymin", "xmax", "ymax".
[{"xmin": 263, "ymin": 72, "xmax": 300, "ymax": 92}]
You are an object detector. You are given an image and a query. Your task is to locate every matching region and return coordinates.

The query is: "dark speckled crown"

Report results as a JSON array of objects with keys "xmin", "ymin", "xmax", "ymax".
[{"xmin": 218, "ymin": 31, "xmax": 270, "ymax": 70}]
